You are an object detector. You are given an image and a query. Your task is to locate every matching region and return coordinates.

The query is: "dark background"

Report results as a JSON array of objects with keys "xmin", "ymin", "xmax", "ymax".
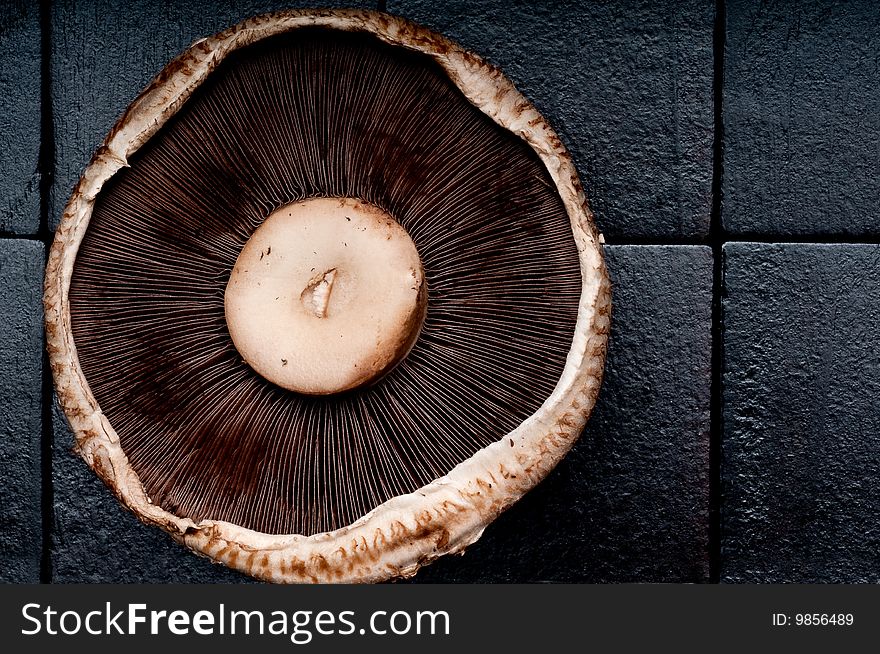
[{"xmin": 1, "ymin": 0, "xmax": 877, "ymax": 583}]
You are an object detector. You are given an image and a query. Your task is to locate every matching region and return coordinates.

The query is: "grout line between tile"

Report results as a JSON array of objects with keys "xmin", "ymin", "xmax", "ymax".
[
  {"xmin": 719, "ymin": 235, "xmax": 880, "ymax": 245},
  {"xmin": 38, "ymin": 0, "xmax": 55, "ymax": 585},
  {"xmin": 708, "ymin": 0, "xmax": 726, "ymax": 584},
  {"xmin": 602, "ymin": 236, "xmax": 711, "ymax": 246},
  {"xmin": 603, "ymin": 237, "xmax": 880, "ymax": 246},
  {"xmin": 0, "ymin": 232, "xmax": 45, "ymax": 240}
]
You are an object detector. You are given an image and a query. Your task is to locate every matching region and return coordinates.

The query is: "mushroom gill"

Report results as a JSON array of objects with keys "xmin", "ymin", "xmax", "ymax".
[{"xmin": 66, "ymin": 28, "xmax": 583, "ymax": 538}]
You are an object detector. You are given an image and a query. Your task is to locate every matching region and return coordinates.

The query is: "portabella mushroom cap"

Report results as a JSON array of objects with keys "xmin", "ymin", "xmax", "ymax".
[{"xmin": 44, "ymin": 9, "xmax": 611, "ymax": 583}]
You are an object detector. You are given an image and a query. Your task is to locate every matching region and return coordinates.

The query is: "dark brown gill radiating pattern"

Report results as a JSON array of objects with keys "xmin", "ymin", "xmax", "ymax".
[{"xmin": 68, "ymin": 29, "xmax": 583, "ymax": 537}]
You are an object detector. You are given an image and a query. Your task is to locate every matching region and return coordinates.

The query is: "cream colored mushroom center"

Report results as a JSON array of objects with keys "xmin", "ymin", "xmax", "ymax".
[{"xmin": 224, "ymin": 198, "xmax": 427, "ymax": 395}]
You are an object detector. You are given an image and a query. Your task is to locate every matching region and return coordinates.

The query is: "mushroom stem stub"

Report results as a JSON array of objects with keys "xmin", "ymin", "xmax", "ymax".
[
  {"xmin": 301, "ymin": 268, "xmax": 337, "ymax": 318},
  {"xmin": 225, "ymin": 197, "xmax": 427, "ymax": 395}
]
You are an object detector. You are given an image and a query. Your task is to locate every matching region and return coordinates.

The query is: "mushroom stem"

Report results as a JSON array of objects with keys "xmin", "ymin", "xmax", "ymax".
[
  {"xmin": 224, "ymin": 197, "xmax": 427, "ymax": 395},
  {"xmin": 301, "ymin": 268, "xmax": 337, "ymax": 319}
]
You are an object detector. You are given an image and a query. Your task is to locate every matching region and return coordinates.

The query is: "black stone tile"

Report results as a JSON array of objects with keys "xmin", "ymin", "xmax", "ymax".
[
  {"xmin": 50, "ymin": 0, "xmax": 372, "ymax": 230},
  {"xmin": 724, "ymin": 1, "xmax": 880, "ymax": 236},
  {"xmin": 722, "ymin": 243, "xmax": 880, "ymax": 583},
  {"xmin": 0, "ymin": 2, "xmax": 41, "ymax": 235},
  {"xmin": 51, "ymin": 401, "xmax": 254, "ymax": 583},
  {"xmin": 0, "ymin": 239, "xmax": 44, "ymax": 582},
  {"xmin": 411, "ymin": 245, "xmax": 713, "ymax": 582},
  {"xmin": 388, "ymin": 0, "xmax": 715, "ymax": 241}
]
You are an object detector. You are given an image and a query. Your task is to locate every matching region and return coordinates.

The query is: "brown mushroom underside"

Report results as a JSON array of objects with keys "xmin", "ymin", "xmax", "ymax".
[{"xmin": 67, "ymin": 29, "xmax": 582, "ymax": 537}]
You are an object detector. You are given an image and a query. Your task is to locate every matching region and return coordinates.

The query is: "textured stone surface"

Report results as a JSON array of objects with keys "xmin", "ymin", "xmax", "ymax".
[
  {"xmin": 0, "ymin": 1, "xmax": 41, "ymax": 235},
  {"xmin": 389, "ymin": 0, "xmax": 714, "ymax": 240},
  {"xmin": 724, "ymin": 1, "xmax": 880, "ymax": 236},
  {"xmin": 52, "ymin": 401, "xmax": 254, "ymax": 583},
  {"xmin": 0, "ymin": 239, "xmax": 44, "ymax": 582},
  {"xmin": 412, "ymin": 246, "xmax": 713, "ymax": 582},
  {"xmin": 50, "ymin": 0, "xmax": 370, "ymax": 230},
  {"xmin": 722, "ymin": 244, "xmax": 880, "ymax": 582}
]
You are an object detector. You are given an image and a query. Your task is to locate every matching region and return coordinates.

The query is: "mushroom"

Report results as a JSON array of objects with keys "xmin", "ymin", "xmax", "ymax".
[{"xmin": 45, "ymin": 10, "xmax": 610, "ymax": 583}]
